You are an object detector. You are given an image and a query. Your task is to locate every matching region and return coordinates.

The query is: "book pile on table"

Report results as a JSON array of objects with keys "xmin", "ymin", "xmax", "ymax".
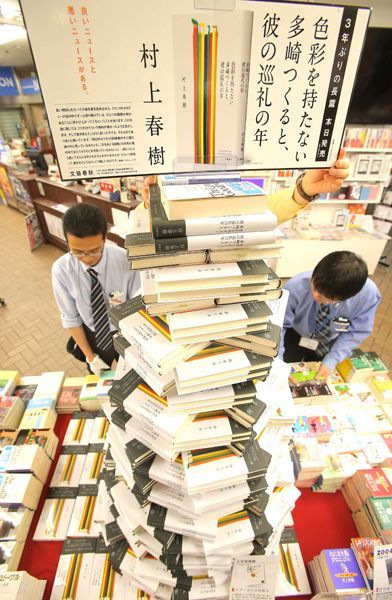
[
  {"xmin": 62, "ymin": 179, "xmax": 305, "ymax": 598},
  {"xmin": 288, "ymin": 364, "xmax": 392, "ymax": 492},
  {"xmin": 0, "ymin": 427, "xmax": 58, "ymax": 571},
  {"xmin": 0, "ymin": 570, "xmax": 46, "ymax": 600},
  {"xmin": 34, "ymin": 410, "xmax": 108, "ymax": 542},
  {"xmin": 337, "ymin": 349, "xmax": 389, "ymax": 382},
  {"xmin": 308, "ymin": 547, "xmax": 369, "ymax": 596},
  {"xmin": 342, "ymin": 467, "xmax": 392, "ymax": 543}
]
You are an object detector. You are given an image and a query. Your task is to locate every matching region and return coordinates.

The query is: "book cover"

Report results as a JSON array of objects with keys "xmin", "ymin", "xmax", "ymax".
[
  {"xmin": 351, "ymin": 537, "xmax": 381, "ymax": 590},
  {"xmin": 33, "ymin": 486, "xmax": 78, "ymax": 541},
  {"xmin": 320, "ymin": 548, "xmax": 367, "ymax": 592}
]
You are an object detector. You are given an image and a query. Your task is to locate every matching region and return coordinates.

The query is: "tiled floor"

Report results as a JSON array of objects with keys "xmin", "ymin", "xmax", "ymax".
[{"xmin": 0, "ymin": 203, "xmax": 391, "ymax": 376}]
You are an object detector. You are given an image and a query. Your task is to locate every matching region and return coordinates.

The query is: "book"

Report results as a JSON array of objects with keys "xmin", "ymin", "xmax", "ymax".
[
  {"xmin": 112, "ymin": 296, "xmax": 207, "ymax": 373},
  {"xmin": 365, "ymin": 496, "xmax": 392, "ymax": 537},
  {"xmin": 154, "ymin": 260, "xmax": 271, "ymax": 294},
  {"xmin": 208, "ymin": 243, "xmax": 283, "ymax": 263},
  {"xmin": 159, "ymin": 182, "xmax": 267, "ymax": 220},
  {"xmin": 221, "ymin": 323, "xmax": 281, "ymax": 357},
  {"xmin": 364, "ymin": 351, "xmax": 389, "ymax": 376},
  {"xmin": 175, "ymin": 343, "xmax": 272, "ymax": 394},
  {"xmin": 50, "ymin": 538, "xmax": 97, "ymax": 599},
  {"xmin": 79, "ymin": 375, "xmax": 100, "ymax": 411},
  {"xmin": 0, "ymin": 371, "xmax": 19, "ymax": 397},
  {"xmin": 150, "ymin": 186, "xmax": 276, "ymax": 239},
  {"xmin": 166, "ymin": 380, "xmax": 256, "ymax": 415},
  {"xmin": 67, "ymin": 484, "xmax": 100, "ymax": 538},
  {"xmin": 310, "ymin": 548, "xmax": 367, "ymax": 595},
  {"xmin": 151, "ymin": 274, "xmax": 280, "ymax": 304},
  {"xmin": 63, "ymin": 412, "xmax": 96, "ymax": 446},
  {"xmin": 122, "ymin": 374, "xmax": 192, "ymax": 443},
  {"xmin": 342, "ymin": 468, "xmax": 392, "ymax": 513},
  {"xmin": 32, "ymin": 370, "xmax": 64, "ymax": 400},
  {"xmin": 132, "ymin": 228, "xmax": 279, "ymax": 256},
  {"xmin": 15, "ymin": 428, "xmax": 59, "ymax": 461},
  {"xmin": 368, "ymin": 376, "xmax": 392, "ymax": 404},
  {"xmin": 351, "ymin": 537, "xmax": 381, "ymax": 590},
  {"xmin": 18, "ymin": 396, "xmax": 57, "ymax": 431},
  {"xmin": 0, "ymin": 444, "xmax": 52, "ymax": 484},
  {"xmin": 0, "ymin": 396, "xmax": 25, "ymax": 429},
  {"xmin": 129, "ymin": 249, "xmax": 208, "ymax": 270},
  {"xmin": 56, "ymin": 376, "xmax": 84, "ymax": 413},
  {"xmin": 33, "ymin": 487, "xmax": 78, "ymax": 541},
  {"xmin": 337, "ymin": 349, "xmax": 374, "ymax": 382},
  {"xmin": 0, "ymin": 508, "xmax": 33, "ymax": 543},
  {"xmin": 0, "ymin": 570, "xmax": 46, "ymax": 600},
  {"xmin": 158, "ymin": 172, "xmax": 241, "ymax": 186},
  {"xmin": 50, "ymin": 445, "xmax": 88, "ymax": 489},
  {"xmin": 0, "ymin": 473, "xmax": 43, "ymax": 510},
  {"xmin": 373, "ymin": 542, "xmax": 392, "ymax": 596},
  {"xmin": 12, "ymin": 377, "xmax": 38, "ymax": 404},
  {"xmin": 166, "ymin": 300, "xmax": 272, "ymax": 344},
  {"xmin": 125, "ymin": 208, "xmax": 207, "ymax": 266}
]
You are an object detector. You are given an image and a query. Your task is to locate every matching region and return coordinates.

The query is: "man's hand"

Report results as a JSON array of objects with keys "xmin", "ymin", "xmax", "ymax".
[
  {"xmin": 301, "ymin": 149, "xmax": 350, "ymax": 197},
  {"xmin": 87, "ymin": 354, "xmax": 111, "ymax": 376},
  {"xmin": 315, "ymin": 364, "xmax": 330, "ymax": 381}
]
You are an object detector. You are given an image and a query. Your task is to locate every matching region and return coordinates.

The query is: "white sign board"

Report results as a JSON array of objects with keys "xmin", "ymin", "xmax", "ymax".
[{"xmin": 20, "ymin": 0, "xmax": 370, "ymax": 179}]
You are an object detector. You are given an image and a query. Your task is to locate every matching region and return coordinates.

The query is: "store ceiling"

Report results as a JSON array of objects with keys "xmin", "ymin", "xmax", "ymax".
[{"xmin": 0, "ymin": 0, "xmax": 34, "ymax": 70}]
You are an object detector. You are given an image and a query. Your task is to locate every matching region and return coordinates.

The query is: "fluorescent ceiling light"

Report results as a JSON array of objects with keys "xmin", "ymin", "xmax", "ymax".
[{"xmin": 0, "ymin": 23, "xmax": 26, "ymax": 45}]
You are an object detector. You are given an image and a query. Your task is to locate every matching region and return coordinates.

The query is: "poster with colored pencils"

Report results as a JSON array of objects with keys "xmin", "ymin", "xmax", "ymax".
[{"xmin": 21, "ymin": 0, "xmax": 370, "ymax": 179}]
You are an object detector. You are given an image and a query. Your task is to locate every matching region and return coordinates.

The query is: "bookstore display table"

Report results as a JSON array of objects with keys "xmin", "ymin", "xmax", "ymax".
[{"xmin": 18, "ymin": 414, "xmax": 359, "ymax": 600}]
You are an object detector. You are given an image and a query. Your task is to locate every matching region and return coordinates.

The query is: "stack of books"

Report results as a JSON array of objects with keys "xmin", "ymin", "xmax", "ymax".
[
  {"xmin": 0, "ymin": 427, "xmax": 59, "ymax": 571},
  {"xmin": 82, "ymin": 178, "xmax": 305, "ymax": 596},
  {"xmin": 19, "ymin": 371, "xmax": 64, "ymax": 430},
  {"xmin": 342, "ymin": 467, "xmax": 392, "ymax": 543},
  {"xmin": 34, "ymin": 410, "xmax": 108, "ymax": 542},
  {"xmin": 125, "ymin": 182, "xmax": 283, "ymax": 270},
  {"xmin": 308, "ymin": 547, "xmax": 368, "ymax": 596},
  {"xmin": 337, "ymin": 349, "xmax": 375, "ymax": 382}
]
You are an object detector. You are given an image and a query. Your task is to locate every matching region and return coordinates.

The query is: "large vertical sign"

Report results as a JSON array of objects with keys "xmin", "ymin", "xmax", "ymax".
[{"xmin": 20, "ymin": 0, "xmax": 370, "ymax": 179}]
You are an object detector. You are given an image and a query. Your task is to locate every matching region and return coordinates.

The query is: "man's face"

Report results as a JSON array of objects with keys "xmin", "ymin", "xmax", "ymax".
[
  {"xmin": 310, "ymin": 280, "xmax": 338, "ymax": 305},
  {"xmin": 67, "ymin": 233, "xmax": 105, "ymax": 267}
]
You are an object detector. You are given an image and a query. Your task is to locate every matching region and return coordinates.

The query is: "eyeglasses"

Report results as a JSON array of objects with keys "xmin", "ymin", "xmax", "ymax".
[{"xmin": 69, "ymin": 248, "xmax": 104, "ymax": 258}]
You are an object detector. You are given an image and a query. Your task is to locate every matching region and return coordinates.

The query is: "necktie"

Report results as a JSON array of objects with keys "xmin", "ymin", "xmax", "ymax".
[
  {"xmin": 314, "ymin": 303, "xmax": 331, "ymax": 357},
  {"xmin": 87, "ymin": 268, "xmax": 113, "ymax": 351}
]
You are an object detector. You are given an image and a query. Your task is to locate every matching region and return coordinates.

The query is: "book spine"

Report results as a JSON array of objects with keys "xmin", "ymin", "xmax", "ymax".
[
  {"xmin": 154, "ymin": 231, "xmax": 277, "ymax": 253},
  {"xmin": 153, "ymin": 212, "xmax": 277, "ymax": 239}
]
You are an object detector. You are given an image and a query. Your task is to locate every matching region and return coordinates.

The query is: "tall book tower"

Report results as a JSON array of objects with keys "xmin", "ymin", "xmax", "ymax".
[{"xmin": 101, "ymin": 181, "xmax": 299, "ymax": 598}]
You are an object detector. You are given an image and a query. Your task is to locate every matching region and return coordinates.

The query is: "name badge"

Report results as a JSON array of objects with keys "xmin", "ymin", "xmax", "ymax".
[
  {"xmin": 333, "ymin": 317, "xmax": 350, "ymax": 332},
  {"xmin": 299, "ymin": 336, "xmax": 319, "ymax": 351}
]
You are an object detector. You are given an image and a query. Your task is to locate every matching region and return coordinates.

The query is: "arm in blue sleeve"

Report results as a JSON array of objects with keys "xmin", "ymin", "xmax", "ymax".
[
  {"xmin": 322, "ymin": 293, "xmax": 381, "ymax": 371},
  {"xmin": 51, "ymin": 264, "xmax": 83, "ymax": 328}
]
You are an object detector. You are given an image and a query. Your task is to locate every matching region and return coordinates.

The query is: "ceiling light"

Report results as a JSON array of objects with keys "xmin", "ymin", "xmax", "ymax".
[{"xmin": 0, "ymin": 24, "xmax": 26, "ymax": 45}]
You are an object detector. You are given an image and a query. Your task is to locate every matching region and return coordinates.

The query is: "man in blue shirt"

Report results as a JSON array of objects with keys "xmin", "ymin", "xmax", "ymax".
[
  {"xmin": 52, "ymin": 203, "xmax": 140, "ymax": 375},
  {"xmin": 281, "ymin": 251, "xmax": 381, "ymax": 380}
]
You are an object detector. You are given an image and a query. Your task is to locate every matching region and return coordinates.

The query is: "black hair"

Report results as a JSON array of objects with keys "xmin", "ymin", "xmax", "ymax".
[
  {"xmin": 62, "ymin": 203, "xmax": 107, "ymax": 239},
  {"xmin": 312, "ymin": 251, "xmax": 368, "ymax": 301}
]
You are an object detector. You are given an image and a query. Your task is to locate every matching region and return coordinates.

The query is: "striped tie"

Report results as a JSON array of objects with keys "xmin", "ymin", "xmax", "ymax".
[
  {"xmin": 87, "ymin": 268, "xmax": 113, "ymax": 351},
  {"xmin": 314, "ymin": 303, "xmax": 331, "ymax": 358}
]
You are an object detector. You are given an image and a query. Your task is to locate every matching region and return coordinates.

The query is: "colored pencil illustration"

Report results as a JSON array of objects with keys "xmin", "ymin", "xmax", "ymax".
[{"xmin": 192, "ymin": 19, "xmax": 218, "ymax": 164}]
